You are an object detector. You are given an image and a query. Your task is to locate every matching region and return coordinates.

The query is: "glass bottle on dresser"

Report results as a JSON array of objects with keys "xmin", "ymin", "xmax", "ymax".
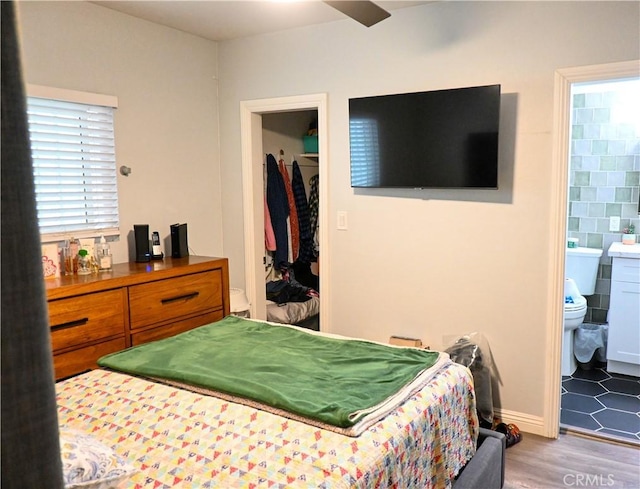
[
  {"xmin": 63, "ymin": 237, "xmax": 81, "ymax": 275},
  {"xmin": 96, "ymin": 235, "xmax": 112, "ymax": 271}
]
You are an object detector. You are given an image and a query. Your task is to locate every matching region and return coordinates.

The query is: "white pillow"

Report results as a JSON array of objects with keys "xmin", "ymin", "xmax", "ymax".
[{"xmin": 59, "ymin": 427, "xmax": 137, "ymax": 489}]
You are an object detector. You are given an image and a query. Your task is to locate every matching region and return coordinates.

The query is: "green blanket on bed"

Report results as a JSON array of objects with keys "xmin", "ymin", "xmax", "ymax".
[{"xmin": 98, "ymin": 316, "xmax": 440, "ymax": 428}]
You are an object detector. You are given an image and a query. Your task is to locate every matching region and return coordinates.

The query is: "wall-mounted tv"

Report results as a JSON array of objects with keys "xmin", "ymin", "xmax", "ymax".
[{"xmin": 349, "ymin": 84, "xmax": 501, "ymax": 189}]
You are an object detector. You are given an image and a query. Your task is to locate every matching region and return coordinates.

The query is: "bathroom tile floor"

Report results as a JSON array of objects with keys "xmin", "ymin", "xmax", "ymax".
[{"xmin": 561, "ymin": 365, "xmax": 640, "ymax": 442}]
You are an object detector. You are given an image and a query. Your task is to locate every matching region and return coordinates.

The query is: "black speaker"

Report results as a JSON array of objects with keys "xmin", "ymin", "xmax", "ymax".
[
  {"xmin": 171, "ymin": 223, "xmax": 188, "ymax": 258},
  {"xmin": 134, "ymin": 224, "xmax": 151, "ymax": 262}
]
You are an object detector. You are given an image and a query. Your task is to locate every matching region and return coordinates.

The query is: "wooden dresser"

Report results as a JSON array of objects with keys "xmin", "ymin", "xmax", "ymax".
[{"xmin": 45, "ymin": 256, "xmax": 230, "ymax": 380}]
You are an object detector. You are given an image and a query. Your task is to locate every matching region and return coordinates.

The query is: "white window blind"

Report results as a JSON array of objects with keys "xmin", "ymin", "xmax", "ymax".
[{"xmin": 26, "ymin": 88, "xmax": 120, "ymax": 241}]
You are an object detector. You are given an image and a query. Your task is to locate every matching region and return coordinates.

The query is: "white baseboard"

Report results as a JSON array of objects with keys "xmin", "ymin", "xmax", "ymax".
[{"xmin": 494, "ymin": 408, "xmax": 547, "ymax": 437}]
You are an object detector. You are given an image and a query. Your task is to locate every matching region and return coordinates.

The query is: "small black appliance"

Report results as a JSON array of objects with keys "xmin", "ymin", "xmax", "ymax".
[
  {"xmin": 134, "ymin": 224, "xmax": 151, "ymax": 262},
  {"xmin": 170, "ymin": 223, "xmax": 188, "ymax": 258}
]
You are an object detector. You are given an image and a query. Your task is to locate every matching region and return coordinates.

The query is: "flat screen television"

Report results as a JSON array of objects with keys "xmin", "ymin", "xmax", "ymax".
[{"xmin": 349, "ymin": 84, "xmax": 501, "ymax": 189}]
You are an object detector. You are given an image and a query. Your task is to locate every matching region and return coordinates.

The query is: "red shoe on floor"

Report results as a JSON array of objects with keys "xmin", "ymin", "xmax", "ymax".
[{"xmin": 495, "ymin": 422, "xmax": 522, "ymax": 448}]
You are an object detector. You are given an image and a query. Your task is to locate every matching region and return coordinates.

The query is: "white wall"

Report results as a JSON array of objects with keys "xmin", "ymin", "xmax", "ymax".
[
  {"xmin": 218, "ymin": 1, "xmax": 639, "ymax": 427},
  {"xmin": 16, "ymin": 1, "xmax": 223, "ymax": 263}
]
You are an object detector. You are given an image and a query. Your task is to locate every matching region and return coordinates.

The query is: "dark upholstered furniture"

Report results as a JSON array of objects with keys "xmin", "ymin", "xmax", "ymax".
[{"xmin": 453, "ymin": 428, "xmax": 506, "ymax": 489}]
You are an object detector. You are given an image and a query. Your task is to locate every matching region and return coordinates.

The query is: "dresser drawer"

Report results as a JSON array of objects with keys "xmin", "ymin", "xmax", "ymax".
[
  {"xmin": 49, "ymin": 289, "xmax": 126, "ymax": 352},
  {"xmin": 54, "ymin": 337, "xmax": 126, "ymax": 380},
  {"xmin": 131, "ymin": 310, "xmax": 224, "ymax": 346},
  {"xmin": 128, "ymin": 270, "xmax": 223, "ymax": 330}
]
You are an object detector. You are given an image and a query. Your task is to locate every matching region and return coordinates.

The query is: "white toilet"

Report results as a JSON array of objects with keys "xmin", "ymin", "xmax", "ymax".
[{"xmin": 563, "ymin": 246, "xmax": 603, "ymax": 376}]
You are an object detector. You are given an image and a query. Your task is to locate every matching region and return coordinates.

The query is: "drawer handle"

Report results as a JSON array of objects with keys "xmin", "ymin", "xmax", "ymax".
[
  {"xmin": 161, "ymin": 291, "xmax": 200, "ymax": 305},
  {"xmin": 51, "ymin": 317, "xmax": 89, "ymax": 332}
]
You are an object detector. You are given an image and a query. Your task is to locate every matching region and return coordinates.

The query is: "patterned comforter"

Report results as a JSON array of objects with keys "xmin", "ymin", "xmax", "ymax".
[{"xmin": 57, "ymin": 364, "xmax": 477, "ymax": 488}]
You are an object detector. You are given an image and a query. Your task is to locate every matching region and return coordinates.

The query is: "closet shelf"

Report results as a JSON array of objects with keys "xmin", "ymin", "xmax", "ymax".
[{"xmin": 300, "ymin": 153, "xmax": 319, "ymax": 159}]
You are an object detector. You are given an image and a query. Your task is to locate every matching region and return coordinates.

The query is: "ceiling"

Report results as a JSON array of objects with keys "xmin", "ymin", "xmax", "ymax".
[{"xmin": 90, "ymin": 1, "xmax": 431, "ymax": 42}]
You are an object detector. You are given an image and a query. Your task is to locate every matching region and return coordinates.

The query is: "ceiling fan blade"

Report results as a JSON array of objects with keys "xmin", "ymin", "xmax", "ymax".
[{"xmin": 323, "ymin": 1, "xmax": 391, "ymax": 27}]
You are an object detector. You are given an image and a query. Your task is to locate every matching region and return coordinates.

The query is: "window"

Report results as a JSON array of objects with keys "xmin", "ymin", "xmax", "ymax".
[{"xmin": 26, "ymin": 85, "xmax": 119, "ymax": 241}]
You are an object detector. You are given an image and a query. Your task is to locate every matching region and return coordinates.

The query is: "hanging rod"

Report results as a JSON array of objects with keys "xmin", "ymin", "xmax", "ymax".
[{"xmin": 264, "ymin": 153, "xmax": 318, "ymax": 168}]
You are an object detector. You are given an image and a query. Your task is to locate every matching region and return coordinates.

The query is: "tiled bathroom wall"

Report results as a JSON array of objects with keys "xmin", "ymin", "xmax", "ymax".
[{"xmin": 568, "ymin": 81, "xmax": 640, "ymax": 324}]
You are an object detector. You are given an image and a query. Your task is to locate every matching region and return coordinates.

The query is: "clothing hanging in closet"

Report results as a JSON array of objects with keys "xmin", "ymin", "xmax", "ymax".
[
  {"xmin": 266, "ymin": 152, "xmax": 319, "ymax": 271},
  {"xmin": 264, "ymin": 195, "xmax": 276, "ymax": 252},
  {"xmin": 278, "ymin": 157, "xmax": 299, "ymax": 262},
  {"xmin": 308, "ymin": 174, "xmax": 320, "ymax": 258},
  {"xmin": 265, "ymin": 153, "xmax": 289, "ymax": 270},
  {"xmin": 292, "ymin": 161, "xmax": 314, "ymax": 264}
]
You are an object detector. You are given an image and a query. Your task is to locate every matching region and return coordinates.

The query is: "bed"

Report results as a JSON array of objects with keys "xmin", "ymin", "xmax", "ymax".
[
  {"xmin": 266, "ymin": 296, "xmax": 320, "ymax": 330},
  {"xmin": 265, "ymin": 274, "xmax": 320, "ymax": 330},
  {"xmin": 56, "ymin": 317, "xmax": 481, "ymax": 488}
]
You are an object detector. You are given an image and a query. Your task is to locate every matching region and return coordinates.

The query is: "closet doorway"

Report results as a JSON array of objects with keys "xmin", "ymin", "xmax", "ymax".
[{"xmin": 240, "ymin": 94, "xmax": 329, "ymax": 329}]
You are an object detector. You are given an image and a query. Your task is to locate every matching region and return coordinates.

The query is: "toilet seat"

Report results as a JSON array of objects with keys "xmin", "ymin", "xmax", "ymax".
[
  {"xmin": 564, "ymin": 295, "xmax": 587, "ymax": 312},
  {"xmin": 564, "ymin": 295, "xmax": 587, "ymax": 320}
]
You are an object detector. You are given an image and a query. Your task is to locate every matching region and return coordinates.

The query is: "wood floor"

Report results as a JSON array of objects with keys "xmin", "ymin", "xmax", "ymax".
[{"xmin": 503, "ymin": 431, "xmax": 639, "ymax": 488}]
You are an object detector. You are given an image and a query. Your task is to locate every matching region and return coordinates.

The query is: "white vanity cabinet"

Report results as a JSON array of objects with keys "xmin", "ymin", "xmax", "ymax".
[{"xmin": 607, "ymin": 243, "xmax": 640, "ymax": 376}]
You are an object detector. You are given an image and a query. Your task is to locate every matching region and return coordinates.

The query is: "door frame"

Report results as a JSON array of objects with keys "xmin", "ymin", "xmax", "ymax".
[
  {"xmin": 240, "ymin": 93, "xmax": 329, "ymax": 327},
  {"xmin": 544, "ymin": 60, "xmax": 639, "ymax": 438}
]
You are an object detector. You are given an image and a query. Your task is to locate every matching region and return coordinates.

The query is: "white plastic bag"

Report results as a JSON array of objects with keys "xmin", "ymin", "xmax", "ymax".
[{"xmin": 444, "ymin": 332, "xmax": 498, "ymax": 427}]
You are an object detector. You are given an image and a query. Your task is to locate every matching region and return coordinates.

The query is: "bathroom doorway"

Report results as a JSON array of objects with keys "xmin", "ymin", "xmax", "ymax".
[{"xmin": 549, "ymin": 61, "xmax": 640, "ymax": 443}]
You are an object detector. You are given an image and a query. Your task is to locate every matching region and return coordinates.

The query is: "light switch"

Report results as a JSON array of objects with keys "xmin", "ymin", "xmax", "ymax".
[
  {"xmin": 337, "ymin": 211, "xmax": 348, "ymax": 230},
  {"xmin": 610, "ymin": 216, "xmax": 620, "ymax": 232}
]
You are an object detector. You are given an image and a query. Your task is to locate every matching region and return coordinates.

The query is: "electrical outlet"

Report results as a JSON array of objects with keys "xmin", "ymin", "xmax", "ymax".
[{"xmin": 610, "ymin": 216, "xmax": 621, "ymax": 232}]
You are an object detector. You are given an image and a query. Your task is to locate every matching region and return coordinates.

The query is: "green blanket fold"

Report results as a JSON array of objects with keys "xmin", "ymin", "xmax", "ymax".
[{"xmin": 98, "ymin": 316, "xmax": 440, "ymax": 428}]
